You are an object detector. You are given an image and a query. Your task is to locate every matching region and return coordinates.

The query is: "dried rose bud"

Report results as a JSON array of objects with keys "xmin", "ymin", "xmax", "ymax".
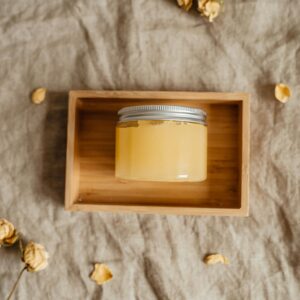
[
  {"xmin": 177, "ymin": 0, "xmax": 193, "ymax": 11},
  {"xmin": 23, "ymin": 241, "xmax": 49, "ymax": 272},
  {"xmin": 0, "ymin": 218, "xmax": 19, "ymax": 247},
  {"xmin": 90, "ymin": 263, "xmax": 113, "ymax": 285},
  {"xmin": 275, "ymin": 83, "xmax": 292, "ymax": 103},
  {"xmin": 198, "ymin": 0, "xmax": 222, "ymax": 22},
  {"xmin": 203, "ymin": 253, "xmax": 229, "ymax": 265}
]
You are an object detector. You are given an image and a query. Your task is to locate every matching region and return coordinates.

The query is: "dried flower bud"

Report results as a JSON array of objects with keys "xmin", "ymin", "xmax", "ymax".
[
  {"xmin": 177, "ymin": 0, "xmax": 193, "ymax": 11},
  {"xmin": 23, "ymin": 241, "xmax": 49, "ymax": 272},
  {"xmin": 0, "ymin": 218, "xmax": 19, "ymax": 247},
  {"xmin": 198, "ymin": 0, "xmax": 222, "ymax": 22},
  {"xmin": 275, "ymin": 83, "xmax": 291, "ymax": 103},
  {"xmin": 203, "ymin": 253, "xmax": 229, "ymax": 265},
  {"xmin": 90, "ymin": 263, "xmax": 113, "ymax": 285},
  {"xmin": 31, "ymin": 88, "xmax": 47, "ymax": 104}
]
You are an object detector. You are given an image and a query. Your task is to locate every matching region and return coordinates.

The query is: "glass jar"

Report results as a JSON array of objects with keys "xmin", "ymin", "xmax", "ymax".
[{"xmin": 115, "ymin": 105, "xmax": 207, "ymax": 182}]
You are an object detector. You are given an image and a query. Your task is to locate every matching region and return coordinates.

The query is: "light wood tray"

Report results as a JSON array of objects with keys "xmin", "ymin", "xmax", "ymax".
[{"xmin": 65, "ymin": 91, "xmax": 249, "ymax": 216}]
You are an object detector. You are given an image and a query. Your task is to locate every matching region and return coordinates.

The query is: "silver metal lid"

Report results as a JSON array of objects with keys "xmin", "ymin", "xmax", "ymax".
[{"xmin": 118, "ymin": 105, "xmax": 207, "ymax": 125}]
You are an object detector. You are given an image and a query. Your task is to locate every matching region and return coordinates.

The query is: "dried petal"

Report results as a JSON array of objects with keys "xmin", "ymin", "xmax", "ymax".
[
  {"xmin": 203, "ymin": 253, "xmax": 229, "ymax": 265},
  {"xmin": 198, "ymin": 0, "xmax": 222, "ymax": 22},
  {"xmin": 275, "ymin": 83, "xmax": 291, "ymax": 103},
  {"xmin": 0, "ymin": 219, "xmax": 19, "ymax": 247},
  {"xmin": 23, "ymin": 241, "xmax": 49, "ymax": 272},
  {"xmin": 0, "ymin": 219, "xmax": 14, "ymax": 240},
  {"xmin": 90, "ymin": 263, "xmax": 113, "ymax": 285},
  {"xmin": 177, "ymin": 0, "xmax": 193, "ymax": 11},
  {"xmin": 31, "ymin": 88, "xmax": 47, "ymax": 104}
]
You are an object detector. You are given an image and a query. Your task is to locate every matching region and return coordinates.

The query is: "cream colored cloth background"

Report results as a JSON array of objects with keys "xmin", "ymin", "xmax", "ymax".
[{"xmin": 0, "ymin": 1, "xmax": 300, "ymax": 299}]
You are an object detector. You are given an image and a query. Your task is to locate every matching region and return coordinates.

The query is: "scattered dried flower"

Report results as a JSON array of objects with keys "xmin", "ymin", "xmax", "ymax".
[
  {"xmin": 0, "ymin": 218, "xmax": 19, "ymax": 247},
  {"xmin": 177, "ymin": 0, "xmax": 193, "ymax": 11},
  {"xmin": 275, "ymin": 83, "xmax": 291, "ymax": 103},
  {"xmin": 31, "ymin": 87, "xmax": 47, "ymax": 104},
  {"xmin": 23, "ymin": 241, "xmax": 49, "ymax": 272},
  {"xmin": 198, "ymin": 0, "xmax": 222, "ymax": 22},
  {"xmin": 203, "ymin": 253, "xmax": 229, "ymax": 265},
  {"xmin": 90, "ymin": 263, "xmax": 113, "ymax": 285},
  {"xmin": 2, "ymin": 229, "xmax": 49, "ymax": 299}
]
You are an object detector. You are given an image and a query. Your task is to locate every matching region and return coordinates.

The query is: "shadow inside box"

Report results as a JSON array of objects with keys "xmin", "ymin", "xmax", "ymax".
[{"xmin": 41, "ymin": 91, "xmax": 68, "ymax": 206}]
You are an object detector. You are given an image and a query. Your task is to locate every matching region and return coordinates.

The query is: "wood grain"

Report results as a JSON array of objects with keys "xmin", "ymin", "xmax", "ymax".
[{"xmin": 65, "ymin": 91, "xmax": 250, "ymax": 216}]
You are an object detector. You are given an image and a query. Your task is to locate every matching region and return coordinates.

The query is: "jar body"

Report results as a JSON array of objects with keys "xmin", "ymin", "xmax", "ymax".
[{"xmin": 115, "ymin": 120, "xmax": 207, "ymax": 182}]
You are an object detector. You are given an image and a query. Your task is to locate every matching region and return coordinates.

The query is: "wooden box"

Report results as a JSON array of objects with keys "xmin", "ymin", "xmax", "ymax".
[{"xmin": 65, "ymin": 91, "xmax": 249, "ymax": 216}]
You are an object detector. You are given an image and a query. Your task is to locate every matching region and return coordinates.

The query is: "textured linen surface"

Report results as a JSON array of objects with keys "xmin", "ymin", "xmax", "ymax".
[{"xmin": 0, "ymin": 1, "xmax": 300, "ymax": 299}]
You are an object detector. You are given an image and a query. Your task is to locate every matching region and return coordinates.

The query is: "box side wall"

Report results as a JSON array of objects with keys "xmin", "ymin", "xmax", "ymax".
[{"xmin": 65, "ymin": 93, "xmax": 80, "ymax": 209}]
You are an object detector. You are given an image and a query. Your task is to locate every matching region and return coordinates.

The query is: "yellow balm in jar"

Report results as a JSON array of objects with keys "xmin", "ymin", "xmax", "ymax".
[{"xmin": 115, "ymin": 105, "xmax": 207, "ymax": 182}]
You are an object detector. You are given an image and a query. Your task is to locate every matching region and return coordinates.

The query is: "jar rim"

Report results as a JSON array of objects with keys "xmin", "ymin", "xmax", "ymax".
[{"xmin": 118, "ymin": 105, "xmax": 207, "ymax": 125}]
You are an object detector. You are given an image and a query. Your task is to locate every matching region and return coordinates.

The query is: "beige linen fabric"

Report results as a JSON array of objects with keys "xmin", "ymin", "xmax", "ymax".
[{"xmin": 0, "ymin": 0, "xmax": 299, "ymax": 299}]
